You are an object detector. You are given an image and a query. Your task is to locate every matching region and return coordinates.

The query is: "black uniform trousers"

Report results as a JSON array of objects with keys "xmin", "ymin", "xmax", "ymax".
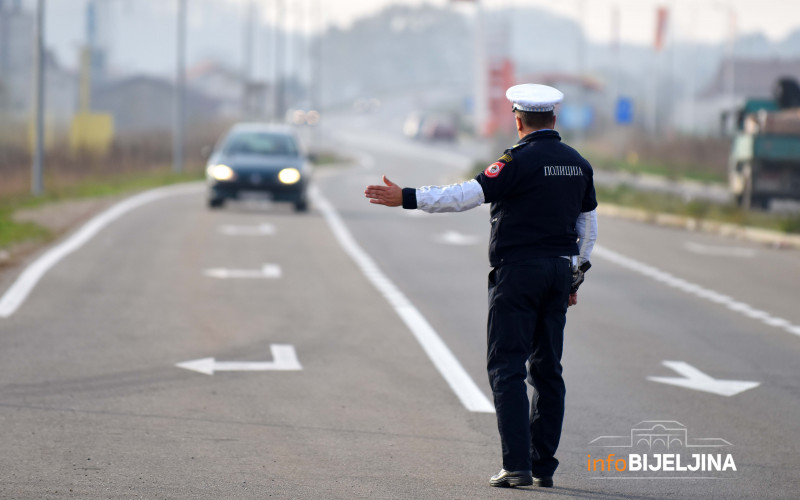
[{"xmin": 487, "ymin": 257, "xmax": 571, "ymax": 476}]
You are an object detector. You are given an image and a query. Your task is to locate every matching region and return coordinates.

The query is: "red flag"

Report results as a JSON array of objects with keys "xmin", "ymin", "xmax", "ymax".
[{"xmin": 654, "ymin": 7, "xmax": 669, "ymax": 52}]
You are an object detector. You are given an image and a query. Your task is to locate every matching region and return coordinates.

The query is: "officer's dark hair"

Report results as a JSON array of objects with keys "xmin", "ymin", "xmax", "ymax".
[{"xmin": 514, "ymin": 110, "xmax": 555, "ymax": 130}]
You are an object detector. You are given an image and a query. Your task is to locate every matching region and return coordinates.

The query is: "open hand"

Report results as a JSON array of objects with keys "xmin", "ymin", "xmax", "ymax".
[{"xmin": 365, "ymin": 176, "xmax": 403, "ymax": 207}]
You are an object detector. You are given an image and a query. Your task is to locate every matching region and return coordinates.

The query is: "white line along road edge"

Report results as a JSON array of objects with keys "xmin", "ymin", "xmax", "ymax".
[
  {"xmin": 593, "ymin": 244, "xmax": 800, "ymax": 338},
  {"xmin": 309, "ymin": 186, "xmax": 495, "ymax": 413},
  {"xmin": 0, "ymin": 183, "xmax": 202, "ymax": 318}
]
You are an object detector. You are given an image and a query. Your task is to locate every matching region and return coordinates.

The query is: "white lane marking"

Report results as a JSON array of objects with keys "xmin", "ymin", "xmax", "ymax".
[
  {"xmin": 0, "ymin": 184, "xmax": 202, "ymax": 318},
  {"xmin": 434, "ymin": 231, "xmax": 480, "ymax": 246},
  {"xmin": 176, "ymin": 344, "xmax": 302, "ymax": 375},
  {"xmin": 203, "ymin": 264, "xmax": 282, "ymax": 279},
  {"xmin": 219, "ymin": 223, "xmax": 276, "ymax": 236},
  {"xmin": 309, "ymin": 185, "xmax": 495, "ymax": 413},
  {"xmin": 647, "ymin": 360, "xmax": 760, "ymax": 397},
  {"xmin": 683, "ymin": 241, "xmax": 756, "ymax": 258},
  {"xmin": 593, "ymin": 245, "xmax": 800, "ymax": 338}
]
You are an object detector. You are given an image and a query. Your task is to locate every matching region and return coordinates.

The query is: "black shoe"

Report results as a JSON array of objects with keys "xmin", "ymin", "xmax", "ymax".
[
  {"xmin": 489, "ymin": 469, "xmax": 533, "ymax": 488},
  {"xmin": 533, "ymin": 475, "xmax": 554, "ymax": 487}
]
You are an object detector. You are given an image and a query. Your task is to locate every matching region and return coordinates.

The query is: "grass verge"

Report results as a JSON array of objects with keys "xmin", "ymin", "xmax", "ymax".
[
  {"xmin": 0, "ymin": 168, "xmax": 204, "ymax": 252},
  {"xmin": 586, "ymin": 154, "xmax": 727, "ymax": 185},
  {"xmin": 597, "ymin": 185, "xmax": 800, "ymax": 234}
]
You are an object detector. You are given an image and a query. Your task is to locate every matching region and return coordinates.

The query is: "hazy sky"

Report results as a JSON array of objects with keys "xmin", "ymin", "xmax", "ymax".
[
  {"xmin": 30, "ymin": 0, "xmax": 800, "ymax": 78},
  {"xmin": 227, "ymin": 0, "xmax": 800, "ymax": 45}
]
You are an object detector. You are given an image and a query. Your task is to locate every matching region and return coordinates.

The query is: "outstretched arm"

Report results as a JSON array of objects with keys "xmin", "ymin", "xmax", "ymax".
[{"xmin": 365, "ymin": 176, "xmax": 485, "ymax": 213}]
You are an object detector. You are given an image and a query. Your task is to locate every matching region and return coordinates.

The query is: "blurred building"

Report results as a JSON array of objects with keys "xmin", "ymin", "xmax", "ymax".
[
  {"xmin": 518, "ymin": 73, "xmax": 605, "ymax": 132},
  {"xmin": 688, "ymin": 58, "xmax": 800, "ymax": 134},
  {"xmin": 188, "ymin": 61, "xmax": 245, "ymax": 119},
  {"xmin": 186, "ymin": 61, "xmax": 275, "ymax": 121},
  {"xmin": 92, "ymin": 76, "xmax": 221, "ymax": 133},
  {"xmin": 0, "ymin": 1, "xmax": 77, "ymax": 126}
]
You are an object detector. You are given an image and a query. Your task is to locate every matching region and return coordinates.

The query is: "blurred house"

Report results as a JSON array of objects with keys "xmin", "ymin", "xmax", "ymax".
[
  {"xmin": 92, "ymin": 76, "xmax": 221, "ymax": 133},
  {"xmin": 188, "ymin": 61, "xmax": 242, "ymax": 119},
  {"xmin": 187, "ymin": 61, "xmax": 274, "ymax": 120},
  {"xmin": 519, "ymin": 73, "xmax": 606, "ymax": 132}
]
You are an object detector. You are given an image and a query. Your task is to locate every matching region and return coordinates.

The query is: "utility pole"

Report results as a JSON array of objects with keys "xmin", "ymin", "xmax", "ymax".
[
  {"xmin": 315, "ymin": 0, "xmax": 323, "ymax": 113},
  {"xmin": 473, "ymin": 0, "xmax": 487, "ymax": 137},
  {"xmin": 575, "ymin": 0, "xmax": 586, "ymax": 145},
  {"xmin": 31, "ymin": 0, "xmax": 45, "ymax": 196},
  {"xmin": 725, "ymin": 8, "xmax": 737, "ymax": 118},
  {"xmin": 242, "ymin": 0, "xmax": 255, "ymax": 119},
  {"xmin": 173, "ymin": 0, "xmax": 186, "ymax": 174},
  {"xmin": 274, "ymin": 0, "xmax": 285, "ymax": 122}
]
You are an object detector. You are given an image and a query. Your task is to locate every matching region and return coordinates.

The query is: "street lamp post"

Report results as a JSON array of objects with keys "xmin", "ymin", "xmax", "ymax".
[
  {"xmin": 274, "ymin": 0, "xmax": 285, "ymax": 122},
  {"xmin": 173, "ymin": 0, "xmax": 186, "ymax": 174},
  {"xmin": 31, "ymin": 0, "xmax": 45, "ymax": 196}
]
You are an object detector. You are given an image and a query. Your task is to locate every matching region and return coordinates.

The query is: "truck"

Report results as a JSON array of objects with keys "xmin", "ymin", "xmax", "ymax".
[{"xmin": 727, "ymin": 77, "xmax": 800, "ymax": 210}]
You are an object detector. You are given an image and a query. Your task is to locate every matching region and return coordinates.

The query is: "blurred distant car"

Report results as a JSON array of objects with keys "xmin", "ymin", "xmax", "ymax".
[
  {"xmin": 403, "ymin": 111, "xmax": 424, "ymax": 138},
  {"xmin": 421, "ymin": 114, "xmax": 457, "ymax": 141},
  {"xmin": 285, "ymin": 108, "xmax": 321, "ymax": 126},
  {"xmin": 403, "ymin": 111, "xmax": 457, "ymax": 142},
  {"xmin": 206, "ymin": 123, "xmax": 311, "ymax": 211},
  {"xmin": 353, "ymin": 97, "xmax": 381, "ymax": 113}
]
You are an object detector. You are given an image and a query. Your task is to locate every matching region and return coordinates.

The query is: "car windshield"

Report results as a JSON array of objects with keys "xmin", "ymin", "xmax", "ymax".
[{"xmin": 223, "ymin": 132, "xmax": 299, "ymax": 157}]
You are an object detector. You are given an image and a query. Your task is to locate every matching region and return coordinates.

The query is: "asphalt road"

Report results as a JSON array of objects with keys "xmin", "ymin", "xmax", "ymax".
[{"xmin": 1, "ymin": 112, "xmax": 799, "ymax": 499}]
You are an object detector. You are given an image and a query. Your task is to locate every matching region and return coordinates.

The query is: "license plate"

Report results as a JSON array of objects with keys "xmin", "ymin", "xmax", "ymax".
[{"xmin": 239, "ymin": 191, "xmax": 272, "ymax": 201}]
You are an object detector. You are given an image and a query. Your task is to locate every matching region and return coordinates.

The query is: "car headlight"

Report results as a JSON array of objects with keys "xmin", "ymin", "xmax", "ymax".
[
  {"xmin": 278, "ymin": 168, "xmax": 301, "ymax": 184},
  {"xmin": 207, "ymin": 164, "xmax": 235, "ymax": 181}
]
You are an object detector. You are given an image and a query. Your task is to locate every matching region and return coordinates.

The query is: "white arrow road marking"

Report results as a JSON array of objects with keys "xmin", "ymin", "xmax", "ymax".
[
  {"xmin": 203, "ymin": 264, "xmax": 282, "ymax": 279},
  {"xmin": 434, "ymin": 231, "xmax": 480, "ymax": 246},
  {"xmin": 310, "ymin": 186, "xmax": 495, "ymax": 413},
  {"xmin": 176, "ymin": 344, "xmax": 302, "ymax": 375},
  {"xmin": 648, "ymin": 360, "xmax": 760, "ymax": 397},
  {"xmin": 219, "ymin": 223, "xmax": 276, "ymax": 236},
  {"xmin": 0, "ymin": 183, "xmax": 202, "ymax": 318},
  {"xmin": 683, "ymin": 241, "xmax": 756, "ymax": 258}
]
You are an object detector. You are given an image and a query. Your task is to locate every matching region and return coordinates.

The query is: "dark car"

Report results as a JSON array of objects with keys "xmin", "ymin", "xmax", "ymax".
[{"xmin": 206, "ymin": 124, "xmax": 311, "ymax": 211}]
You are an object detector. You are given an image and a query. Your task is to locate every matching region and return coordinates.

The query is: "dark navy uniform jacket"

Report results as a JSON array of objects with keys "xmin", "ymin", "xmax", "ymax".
[{"xmin": 475, "ymin": 129, "xmax": 597, "ymax": 267}]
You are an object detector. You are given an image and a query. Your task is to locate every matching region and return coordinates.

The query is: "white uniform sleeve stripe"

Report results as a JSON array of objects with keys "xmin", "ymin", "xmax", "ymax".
[
  {"xmin": 576, "ymin": 209, "xmax": 598, "ymax": 265},
  {"xmin": 416, "ymin": 179, "xmax": 485, "ymax": 213}
]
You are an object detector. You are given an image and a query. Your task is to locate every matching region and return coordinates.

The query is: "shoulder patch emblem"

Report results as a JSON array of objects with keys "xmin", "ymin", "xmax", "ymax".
[{"xmin": 484, "ymin": 161, "xmax": 505, "ymax": 178}]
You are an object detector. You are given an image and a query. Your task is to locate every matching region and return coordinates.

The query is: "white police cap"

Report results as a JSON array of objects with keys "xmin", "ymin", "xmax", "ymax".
[{"xmin": 506, "ymin": 84, "xmax": 564, "ymax": 113}]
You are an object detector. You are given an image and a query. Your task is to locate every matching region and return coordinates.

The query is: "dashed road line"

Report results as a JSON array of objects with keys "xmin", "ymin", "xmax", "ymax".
[
  {"xmin": 593, "ymin": 244, "xmax": 800, "ymax": 338},
  {"xmin": 219, "ymin": 223, "xmax": 276, "ymax": 236},
  {"xmin": 203, "ymin": 264, "xmax": 282, "ymax": 279}
]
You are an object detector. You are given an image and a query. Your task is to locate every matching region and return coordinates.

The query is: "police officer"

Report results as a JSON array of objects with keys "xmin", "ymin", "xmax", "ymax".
[{"xmin": 364, "ymin": 84, "xmax": 598, "ymax": 489}]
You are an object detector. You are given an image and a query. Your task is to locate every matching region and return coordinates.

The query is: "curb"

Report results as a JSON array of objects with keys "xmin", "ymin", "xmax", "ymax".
[{"xmin": 598, "ymin": 204, "xmax": 800, "ymax": 250}]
